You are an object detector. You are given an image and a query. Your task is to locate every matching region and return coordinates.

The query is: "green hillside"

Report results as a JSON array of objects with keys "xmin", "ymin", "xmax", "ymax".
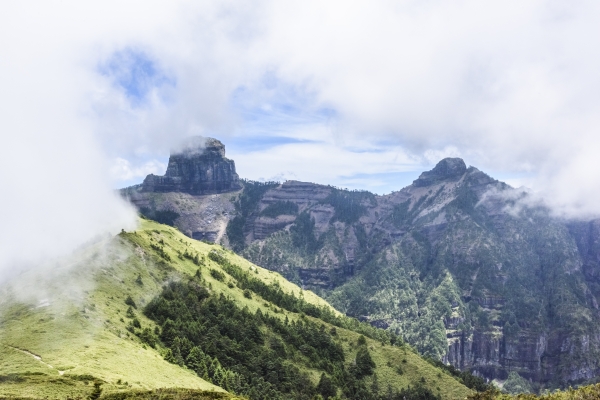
[
  {"xmin": 468, "ymin": 383, "xmax": 600, "ymax": 399},
  {"xmin": 0, "ymin": 218, "xmax": 473, "ymax": 399}
]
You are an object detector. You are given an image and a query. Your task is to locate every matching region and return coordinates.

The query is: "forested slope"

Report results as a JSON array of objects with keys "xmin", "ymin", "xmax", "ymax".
[{"xmin": 0, "ymin": 219, "xmax": 475, "ymax": 399}]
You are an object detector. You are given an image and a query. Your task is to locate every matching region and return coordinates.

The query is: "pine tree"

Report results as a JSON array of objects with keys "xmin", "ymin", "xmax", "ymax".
[
  {"xmin": 355, "ymin": 347, "xmax": 376, "ymax": 378},
  {"xmin": 316, "ymin": 373, "xmax": 337, "ymax": 399},
  {"xmin": 208, "ymin": 357, "xmax": 221, "ymax": 380},
  {"xmin": 186, "ymin": 346, "xmax": 209, "ymax": 379}
]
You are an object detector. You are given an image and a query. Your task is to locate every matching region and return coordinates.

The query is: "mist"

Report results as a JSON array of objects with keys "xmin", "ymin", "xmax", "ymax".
[{"xmin": 2, "ymin": 1, "xmax": 600, "ymax": 281}]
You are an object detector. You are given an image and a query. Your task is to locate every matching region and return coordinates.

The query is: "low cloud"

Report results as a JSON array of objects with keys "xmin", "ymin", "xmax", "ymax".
[{"xmin": 110, "ymin": 158, "xmax": 167, "ymax": 183}]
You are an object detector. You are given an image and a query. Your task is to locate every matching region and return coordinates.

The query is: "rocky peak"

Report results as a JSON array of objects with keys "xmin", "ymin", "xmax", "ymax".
[
  {"xmin": 412, "ymin": 157, "xmax": 467, "ymax": 187},
  {"xmin": 141, "ymin": 136, "xmax": 241, "ymax": 195}
]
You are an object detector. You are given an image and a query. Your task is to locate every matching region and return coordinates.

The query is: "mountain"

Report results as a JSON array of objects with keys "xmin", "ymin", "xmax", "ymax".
[
  {"xmin": 0, "ymin": 218, "xmax": 475, "ymax": 399},
  {"xmin": 122, "ymin": 137, "xmax": 600, "ymax": 391}
]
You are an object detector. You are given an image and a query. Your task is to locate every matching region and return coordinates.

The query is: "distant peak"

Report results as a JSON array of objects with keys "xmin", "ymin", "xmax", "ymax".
[{"xmin": 413, "ymin": 157, "xmax": 467, "ymax": 187}]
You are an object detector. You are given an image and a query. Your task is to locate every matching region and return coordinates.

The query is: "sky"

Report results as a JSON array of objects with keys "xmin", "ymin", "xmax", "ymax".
[{"xmin": 2, "ymin": 1, "xmax": 600, "ymax": 276}]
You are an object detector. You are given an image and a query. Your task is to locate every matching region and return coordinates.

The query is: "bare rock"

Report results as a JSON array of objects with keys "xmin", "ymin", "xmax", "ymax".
[{"xmin": 142, "ymin": 137, "xmax": 241, "ymax": 195}]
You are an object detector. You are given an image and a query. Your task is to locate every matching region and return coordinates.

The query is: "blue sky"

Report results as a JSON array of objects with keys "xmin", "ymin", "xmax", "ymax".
[
  {"xmin": 103, "ymin": 47, "xmax": 532, "ymax": 194},
  {"xmin": 99, "ymin": 49, "xmax": 176, "ymax": 106}
]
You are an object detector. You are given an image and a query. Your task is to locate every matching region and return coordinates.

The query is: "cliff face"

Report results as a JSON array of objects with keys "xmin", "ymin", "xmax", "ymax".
[
  {"xmin": 141, "ymin": 137, "xmax": 241, "ymax": 195},
  {"xmin": 122, "ymin": 143, "xmax": 600, "ymax": 389}
]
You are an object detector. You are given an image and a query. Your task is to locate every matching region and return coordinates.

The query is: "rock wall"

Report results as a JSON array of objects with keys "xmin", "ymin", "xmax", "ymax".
[
  {"xmin": 258, "ymin": 180, "xmax": 331, "ymax": 210},
  {"xmin": 142, "ymin": 137, "xmax": 241, "ymax": 195}
]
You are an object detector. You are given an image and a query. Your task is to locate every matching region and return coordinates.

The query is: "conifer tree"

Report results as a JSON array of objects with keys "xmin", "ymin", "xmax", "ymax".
[
  {"xmin": 316, "ymin": 373, "xmax": 337, "ymax": 399},
  {"xmin": 355, "ymin": 347, "xmax": 376, "ymax": 378}
]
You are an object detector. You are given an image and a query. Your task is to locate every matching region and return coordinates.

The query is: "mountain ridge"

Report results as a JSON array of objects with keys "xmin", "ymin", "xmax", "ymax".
[{"xmin": 121, "ymin": 137, "xmax": 600, "ymax": 391}]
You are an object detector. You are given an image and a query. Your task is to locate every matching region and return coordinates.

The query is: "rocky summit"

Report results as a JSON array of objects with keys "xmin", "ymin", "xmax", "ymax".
[
  {"xmin": 413, "ymin": 157, "xmax": 467, "ymax": 187},
  {"xmin": 122, "ymin": 144, "xmax": 600, "ymax": 391},
  {"xmin": 141, "ymin": 137, "xmax": 241, "ymax": 195}
]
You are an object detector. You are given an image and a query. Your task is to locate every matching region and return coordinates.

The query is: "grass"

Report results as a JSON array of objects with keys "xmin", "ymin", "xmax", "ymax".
[
  {"xmin": 100, "ymin": 389, "xmax": 245, "ymax": 399},
  {"xmin": 0, "ymin": 218, "xmax": 472, "ymax": 399},
  {"xmin": 312, "ymin": 319, "xmax": 471, "ymax": 400},
  {"xmin": 0, "ymin": 222, "xmax": 222, "ymax": 398}
]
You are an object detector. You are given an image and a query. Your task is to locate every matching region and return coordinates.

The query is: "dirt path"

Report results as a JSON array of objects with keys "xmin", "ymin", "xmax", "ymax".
[{"xmin": 4, "ymin": 344, "xmax": 66, "ymax": 375}]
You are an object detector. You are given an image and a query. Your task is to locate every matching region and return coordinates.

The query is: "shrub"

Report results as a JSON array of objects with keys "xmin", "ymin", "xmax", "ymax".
[
  {"xmin": 138, "ymin": 327, "xmax": 158, "ymax": 348},
  {"xmin": 209, "ymin": 269, "xmax": 225, "ymax": 282},
  {"xmin": 125, "ymin": 295, "xmax": 137, "ymax": 309},
  {"xmin": 503, "ymin": 371, "xmax": 532, "ymax": 395}
]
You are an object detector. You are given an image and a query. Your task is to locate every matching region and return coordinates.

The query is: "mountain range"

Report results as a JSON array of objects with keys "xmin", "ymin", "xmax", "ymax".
[{"xmin": 122, "ymin": 137, "xmax": 600, "ymax": 391}]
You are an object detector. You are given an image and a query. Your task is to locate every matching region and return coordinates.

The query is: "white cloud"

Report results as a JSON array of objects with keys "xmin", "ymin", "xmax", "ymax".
[
  {"xmin": 245, "ymin": 1, "xmax": 600, "ymax": 216},
  {"xmin": 2, "ymin": 0, "xmax": 600, "ymax": 283},
  {"xmin": 110, "ymin": 158, "xmax": 167, "ymax": 182},
  {"xmin": 92, "ymin": 0, "xmax": 600, "ymax": 217},
  {"xmin": 231, "ymin": 139, "xmax": 421, "ymax": 189}
]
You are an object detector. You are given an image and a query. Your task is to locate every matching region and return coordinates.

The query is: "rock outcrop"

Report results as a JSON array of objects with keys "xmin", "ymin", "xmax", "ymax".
[{"xmin": 142, "ymin": 137, "xmax": 241, "ymax": 195}]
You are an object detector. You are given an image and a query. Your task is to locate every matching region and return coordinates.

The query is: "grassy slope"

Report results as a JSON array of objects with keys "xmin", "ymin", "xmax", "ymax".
[
  {"xmin": 0, "ymin": 221, "xmax": 224, "ymax": 399},
  {"xmin": 0, "ymin": 218, "xmax": 471, "ymax": 399}
]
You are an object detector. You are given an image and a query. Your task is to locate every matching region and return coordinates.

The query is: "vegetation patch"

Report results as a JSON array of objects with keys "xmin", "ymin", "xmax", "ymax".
[
  {"xmin": 290, "ymin": 212, "xmax": 321, "ymax": 254},
  {"xmin": 102, "ymin": 388, "xmax": 242, "ymax": 400},
  {"xmin": 68, "ymin": 374, "xmax": 99, "ymax": 383},
  {"xmin": 424, "ymin": 357, "xmax": 492, "ymax": 392},
  {"xmin": 322, "ymin": 188, "xmax": 375, "ymax": 224},
  {"xmin": 144, "ymin": 277, "xmax": 448, "ymax": 400},
  {"xmin": 207, "ymin": 250, "xmax": 400, "ymax": 344},
  {"xmin": 0, "ymin": 374, "xmax": 26, "ymax": 383},
  {"xmin": 468, "ymin": 382, "xmax": 600, "ymax": 399},
  {"xmin": 260, "ymin": 201, "xmax": 298, "ymax": 218}
]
